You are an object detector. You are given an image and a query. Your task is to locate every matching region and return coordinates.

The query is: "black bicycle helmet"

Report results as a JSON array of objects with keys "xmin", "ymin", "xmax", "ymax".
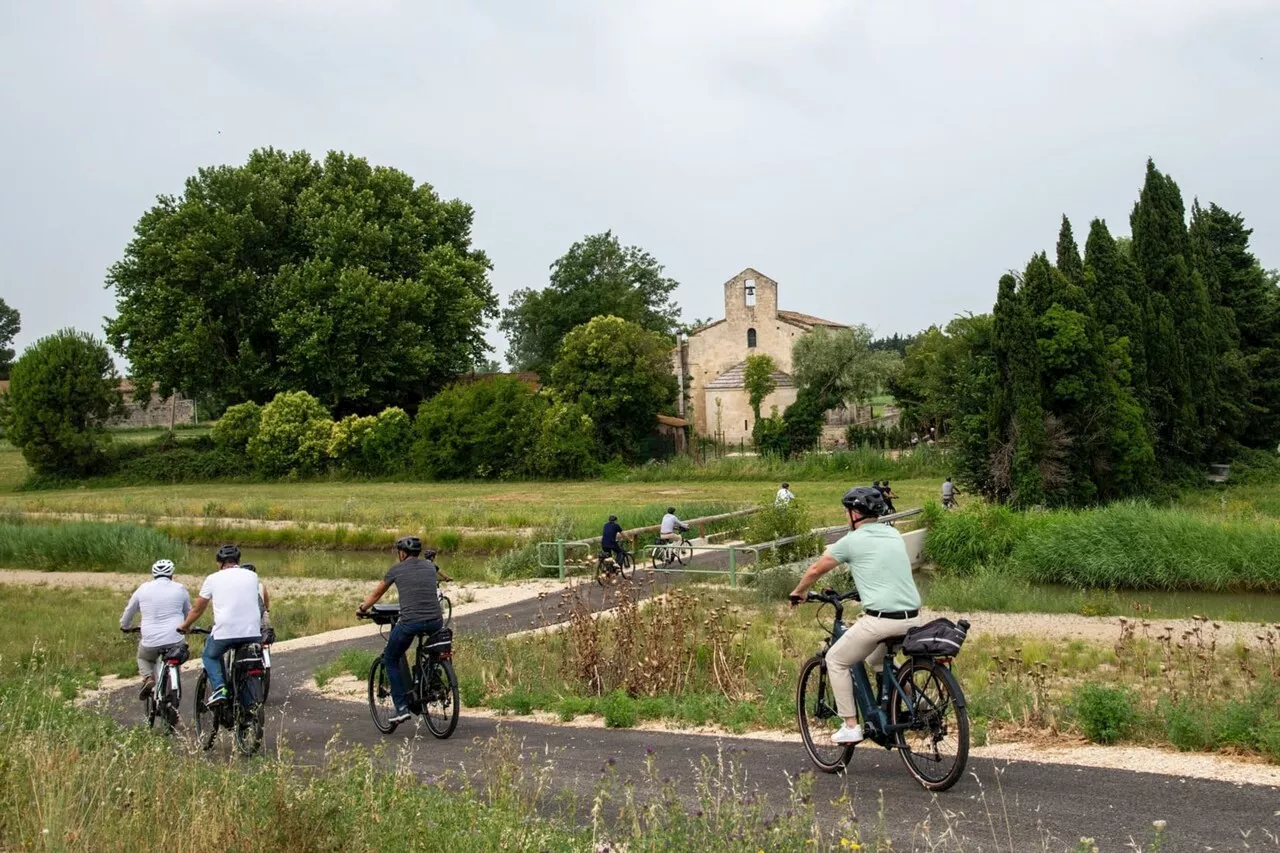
[
  {"xmin": 241, "ymin": 563, "xmax": 256, "ymax": 573},
  {"xmin": 423, "ymin": 548, "xmax": 437, "ymax": 561},
  {"xmin": 666, "ymin": 507, "xmax": 676, "ymax": 514},
  {"xmin": 395, "ymin": 535, "xmax": 422, "ymax": 555},
  {"xmin": 215, "ymin": 544, "xmax": 241, "ymax": 564},
  {"xmin": 841, "ymin": 486, "xmax": 887, "ymax": 517},
  {"xmin": 608, "ymin": 514, "xmax": 618, "ymax": 522}
]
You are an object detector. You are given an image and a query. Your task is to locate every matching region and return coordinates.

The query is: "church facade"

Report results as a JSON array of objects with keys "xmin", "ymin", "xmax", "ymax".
[{"xmin": 673, "ymin": 268, "xmax": 848, "ymax": 442}]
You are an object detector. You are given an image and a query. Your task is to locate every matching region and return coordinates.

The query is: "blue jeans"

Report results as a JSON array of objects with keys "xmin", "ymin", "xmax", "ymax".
[
  {"xmin": 385, "ymin": 618, "xmax": 443, "ymax": 713},
  {"xmin": 203, "ymin": 635, "xmax": 260, "ymax": 699}
]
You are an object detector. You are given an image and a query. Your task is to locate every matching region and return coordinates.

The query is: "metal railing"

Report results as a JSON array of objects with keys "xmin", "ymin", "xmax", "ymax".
[{"xmin": 538, "ymin": 507, "xmax": 926, "ymax": 588}]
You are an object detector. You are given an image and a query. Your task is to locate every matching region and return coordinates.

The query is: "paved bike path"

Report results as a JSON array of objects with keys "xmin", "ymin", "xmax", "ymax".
[{"xmin": 97, "ymin": 579, "xmax": 1280, "ymax": 851}]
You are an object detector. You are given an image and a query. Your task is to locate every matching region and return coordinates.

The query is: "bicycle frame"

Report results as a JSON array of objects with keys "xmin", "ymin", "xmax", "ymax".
[{"xmin": 823, "ymin": 609, "xmax": 923, "ymax": 744}]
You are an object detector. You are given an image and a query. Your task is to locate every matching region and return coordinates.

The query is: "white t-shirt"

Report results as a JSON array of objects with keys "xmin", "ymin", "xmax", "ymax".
[
  {"xmin": 660, "ymin": 513, "xmax": 683, "ymax": 535},
  {"xmin": 120, "ymin": 577, "xmax": 192, "ymax": 648},
  {"xmin": 775, "ymin": 488, "xmax": 795, "ymax": 505},
  {"xmin": 199, "ymin": 566, "xmax": 264, "ymax": 640}
]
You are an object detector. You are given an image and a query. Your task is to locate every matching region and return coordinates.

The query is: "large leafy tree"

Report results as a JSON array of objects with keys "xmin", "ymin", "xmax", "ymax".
[
  {"xmin": 791, "ymin": 325, "xmax": 900, "ymax": 411},
  {"xmin": 105, "ymin": 148, "xmax": 496, "ymax": 415},
  {"xmin": 549, "ymin": 315, "xmax": 678, "ymax": 461},
  {"xmin": 500, "ymin": 232, "xmax": 681, "ymax": 373},
  {"xmin": 0, "ymin": 329, "xmax": 122, "ymax": 475},
  {"xmin": 0, "ymin": 298, "xmax": 18, "ymax": 379}
]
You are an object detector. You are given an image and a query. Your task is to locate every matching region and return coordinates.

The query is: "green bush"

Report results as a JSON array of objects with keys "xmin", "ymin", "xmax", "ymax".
[
  {"xmin": 0, "ymin": 329, "xmax": 121, "ymax": 476},
  {"xmin": 364, "ymin": 407, "xmax": 413, "ymax": 473},
  {"xmin": 1160, "ymin": 696, "xmax": 1214, "ymax": 752},
  {"xmin": 247, "ymin": 391, "xmax": 334, "ymax": 477},
  {"xmin": 211, "ymin": 401, "xmax": 262, "ymax": 451},
  {"xmin": 1074, "ymin": 684, "xmax": 1136, "ymax": 744},
  {"xmin": 110, "ymin": 439, "xmax": 253, "ymax": 484},
  {"xmin": 413, "ymin": 376, "xmax": 545, "ymax": 479},
  {"xmin": 328, "ymin": 413, "xmax": 378, "ymax": 473},
  {"xmin": 600, "ymin": 688, "xmax": 638, "ymax": 728},
  {"xmin": 532, "ymin": 401, "xmax": 599, "ymax": 478},
  {"xmin": 744, "ymin": 500, "xmax": 820, "ymax": 565}
]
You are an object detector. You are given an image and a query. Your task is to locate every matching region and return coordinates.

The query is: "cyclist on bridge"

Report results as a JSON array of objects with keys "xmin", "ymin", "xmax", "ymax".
[
  {"xmin": 788, "ymin": 486, "xmax": 922, "ymax": 745},
  {"xmin": 176, "ymin": 545, "xmax": 264, "ymax": 708},
  {"xmin": 120, "ymin": 559, "xmax": 192, "ymax": 700},
  {"xmin": 659, "ymin": 507, "xmax": 688, "ymax": 543},
  {"xmin": 601, "ymin": 515, "xmax": 626, "ymax": 565},
  {"xmin": 357, "ymin": 536, "xmax": 445, "ymax": 724}
]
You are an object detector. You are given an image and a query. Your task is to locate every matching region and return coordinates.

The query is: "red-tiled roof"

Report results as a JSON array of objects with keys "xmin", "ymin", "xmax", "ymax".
[{"xmin": 656, "ymin": 414, "xmax": 688, "ymax": 427}]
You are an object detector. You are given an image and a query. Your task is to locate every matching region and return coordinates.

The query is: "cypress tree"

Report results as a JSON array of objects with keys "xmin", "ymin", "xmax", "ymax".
[
  {"xmin": 1130, "ymin": 159, "xmax": 1215, "ymax": 466},
  {"xmin": 1056, "ymin": 216, "xmax": 1085, "ymax": 287},
  {"xmin": 1084, "ymin": 218, "xmax": 1150, "ymax": 404},
  {"xmin": 993, "ymin": 272, "xmax": 1046, "ymax": 506},
  {"xmin": 1190, "ymin": 201, "xmax": 1280, "ymax": 448}
]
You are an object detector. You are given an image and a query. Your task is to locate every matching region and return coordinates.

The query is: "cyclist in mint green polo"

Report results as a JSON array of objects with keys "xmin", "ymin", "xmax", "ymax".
[{"xmin": 789, "ymin": 486, "xmax": 922, "ymax": 744}]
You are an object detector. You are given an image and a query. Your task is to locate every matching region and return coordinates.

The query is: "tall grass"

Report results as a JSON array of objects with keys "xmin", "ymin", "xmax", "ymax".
[
  {"xmin": 617, "ymin": 445, "xmax": 949, "ymax": 483},
  {"xmin": 924, "ymin": 501, "xmax": 1280, "ymax": 592},
  {"xmin": 0, "ymin": 517, "xmax": 190, "ymax": 573}
]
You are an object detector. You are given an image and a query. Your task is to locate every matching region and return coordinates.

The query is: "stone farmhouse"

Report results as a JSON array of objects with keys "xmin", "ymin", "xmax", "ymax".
[
  {"xmin": 0, "ymin": 379, "xmax": 195, "ymax": 429},
  {"xmin": 673, "ymin": 268, "xmax": 865, "ymax": 444}
]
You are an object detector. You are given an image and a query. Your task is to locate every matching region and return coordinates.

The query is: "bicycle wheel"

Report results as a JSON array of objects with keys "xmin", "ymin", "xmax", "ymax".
[
  {"xmin": 796, "ymin": 655, "xmax": 855, "ymax": 773},
  {"xmin": 367, "ymin": 656, "xmax": 399, "ymax": 734},
  {"xmin": 890, "ymin": 658, "xmax": 970, "ymax": 791},
  {"xmin": 675, "ymin": 540, "xmax": 694, "ymax": 566},
  {"xmin": 422, "ymin": 658, "xmax": 460, "ymax": 739},
  {"xmin": 233, "ymin": 675, "xmax": 265, "ymax": 757},
  {"xmin": 193, "ymin": 672, "xmax": 218, "ymax": 751},
  {"xmin": 440, "ymin": 595, "xmax": 452, "ymax": 627},
  {"xmin": 595, "ymin": 554, "xmax": 609, "ymax": 587},
  {"xmin": 618, "ymin": 551, "xmax": 634, "ymax": 581},
  {"xmin": 261, "ymin": 667, "xmax": 271, "ymax": 704},
  {"xmin": 649, "ymin": 544, "xmax": 663, "ymax": 571}
]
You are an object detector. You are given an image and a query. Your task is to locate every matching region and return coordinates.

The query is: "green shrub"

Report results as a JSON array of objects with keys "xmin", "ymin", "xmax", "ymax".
[
  {"xmin": 0, "ymin": 329, "xmax": 121, "ymax": 476},
  {"xmin": 744, "ymin": 500, "xmax": 820, "ymax": 565},
  {"xmin": 211, "ymin": 401, "xmax": 262, "ymax": 451},
  {"xmin": 328, "ymin": 413, "xmax": 378, "ymax": 473},
  {"xmin": 751, "ymin": 565, "xmax": 803, "ymax": 604},
  {"xmin": 364, "ymin": 407, "xmax": 413, "ymax": 473},
  {"xmin": 413, "ymin": 377, "xmax": 545, "ymax": 479},
  {"xmin": 1073, "ymin": 684, "xmax": 1135, "ymax": 744},
  {"xmin": 247, "ymin": 391, "xmax": 334, "ymax": 477},
  {"xmin": 555, "ymin": 695, "xmax": 593, "ymax": 721},
  {"xmin": 532, "ymin": 401, "xmax": 599, "ymax": 479},
  {"xmin": 1160, "ymin": 696, "xmax": 1213, "ymax": 752},
  {"xmin": 600, "ymin": 688, "xmax": 638, "ymax": 728}
]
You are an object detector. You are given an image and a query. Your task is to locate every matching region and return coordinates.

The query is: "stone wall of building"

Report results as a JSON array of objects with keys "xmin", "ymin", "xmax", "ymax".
[
  {"xmin": 109, "ymin": 395, "xmax": 196, "ymax": 429},
  {"xmin": 702, "ymin": 386, "xmax": 798, "ymax": 443}
]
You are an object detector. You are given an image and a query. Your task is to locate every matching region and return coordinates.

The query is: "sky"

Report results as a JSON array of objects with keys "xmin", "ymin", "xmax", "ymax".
[{"xmin": 2, "ymin": 0, "xmax": 1278, "ymax": 368}]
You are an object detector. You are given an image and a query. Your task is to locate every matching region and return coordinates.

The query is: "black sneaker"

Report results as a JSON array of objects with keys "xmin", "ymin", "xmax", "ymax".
[
  {"xmin": 139, "ymin": 677, "xmax": 156, "ymax": 700},
  {"xmin": 390, "ymin": 709, "xmax": 412, "ymax": 724},
  {"xmin": 207, "ymin": 687, "xmax": 229, "ymax": 708}
]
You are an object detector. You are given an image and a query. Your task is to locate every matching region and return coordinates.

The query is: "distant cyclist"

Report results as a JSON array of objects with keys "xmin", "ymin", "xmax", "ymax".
[
  {"xmin": 357, "ymin": 536, "xmax": 445, "ymax": 724},
  {"xmin": 601, "ymin": 515, "xmax": 626, "ymax": 565},
  {"xmin": 659, "ymin": 507, "xmax": 688, "ymax": 543},
  {"xmin": 880, "ymin": 480, "xmax": 898, "ymax": 514},
  {"xmin": 120, "ymin": 559, "xmax": 192, "ymax": 699},
  {"xmin": 176, "ymin": 545, "xmax": 263, "ymax": 708},
  {"xmin": 775, "ymin": 483, "xmax": 796, "ymax": 506},
  {"xmin": 941, "ymin": 477, "xmax": 960, "ymax": 509},
  {"xmin": 789, "ymin": 487, "xmax": 922, "ymax": 745}
]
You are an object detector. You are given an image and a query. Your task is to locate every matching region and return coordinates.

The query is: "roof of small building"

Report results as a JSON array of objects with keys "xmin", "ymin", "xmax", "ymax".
[
  {"xmin": 776, "ymin": 310, "xmax": 847, "ymax": 330},
  {"xmin": 656, "ymin": 414, "xmax": 688, "ymax": 427},
  {"xmin": 705, "ymin": 360, "xmax": 797, "ymax": 391}
]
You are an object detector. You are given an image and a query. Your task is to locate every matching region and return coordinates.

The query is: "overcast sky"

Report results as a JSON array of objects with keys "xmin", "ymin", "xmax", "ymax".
[{"xmin": 2, "ymin": 0, "xmax": 1278, "ymax": 367}]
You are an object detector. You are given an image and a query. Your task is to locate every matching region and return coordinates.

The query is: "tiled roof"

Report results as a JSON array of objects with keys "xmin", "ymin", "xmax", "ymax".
[
  {"xmin": 705, "ymin": 360, "xmax": 796, "ymax": 391},
  {"xmin": 776, "ymin": 310, "xmax": 847, "ymax": 329},
  {"xmin": 656, "ymin": 414, "xmax": 688, "ymax": 427}
]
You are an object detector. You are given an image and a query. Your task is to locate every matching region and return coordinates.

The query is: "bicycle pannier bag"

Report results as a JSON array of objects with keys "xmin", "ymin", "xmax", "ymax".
[
  {"xmin": 424, "ymin": 627, "xmax": 453, "ymax": 657},
  {"xmin": 232, "ymin": 644, "xmax": 265, "ymax": 672},
  {"xmin": 161, "ymin": 642, "xmax": 191, "ymax": 665},
  {"xmin": 902, "ymin": 618, "xmax": 969, "ymax": 657}
]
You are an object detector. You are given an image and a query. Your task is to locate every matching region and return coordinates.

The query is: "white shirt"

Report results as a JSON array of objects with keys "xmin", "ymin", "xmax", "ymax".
[
  {"xmin": 775, "ymin": 488, "xmax": 795, "ymax": 505},
  {"xmin": 660, "ymin": 513, "xmax": 683, "ymax": 535},
  {"xmin": 120, "ymin": 578, "xmax": 192, "ymax": 648},
  {"xmin": 199, "ymin": 566, "xmax": 264, "ymax": 640}
]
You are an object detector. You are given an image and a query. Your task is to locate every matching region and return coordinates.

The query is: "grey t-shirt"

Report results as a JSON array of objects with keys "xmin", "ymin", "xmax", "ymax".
[{"xmin": 383, "ymin": 557, "xmax": 442, "ymax": 625}]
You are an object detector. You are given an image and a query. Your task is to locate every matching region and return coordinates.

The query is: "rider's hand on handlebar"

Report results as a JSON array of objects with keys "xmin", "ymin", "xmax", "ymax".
[{"xmin": 788, "ymin": 593, "xmax": 804, "ymax": 608}]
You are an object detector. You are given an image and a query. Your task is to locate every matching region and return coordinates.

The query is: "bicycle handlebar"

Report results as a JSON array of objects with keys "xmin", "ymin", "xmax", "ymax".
[
  {"xmin": 121, "ymin": 627, "xmax": 140, "ymax": 634},
  {"xmin": 182, "ymin": 627, "xmax": 211, "ymax": 635}
]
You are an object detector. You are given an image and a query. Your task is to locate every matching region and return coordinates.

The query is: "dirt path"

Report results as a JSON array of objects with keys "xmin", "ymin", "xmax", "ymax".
[{"xmin": 928, "ymin": 606, "xmax": 1277, "ymax": 645}]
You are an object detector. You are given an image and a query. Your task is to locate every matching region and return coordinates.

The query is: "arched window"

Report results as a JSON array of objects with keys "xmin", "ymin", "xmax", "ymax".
[{"xmin": 747, "ymin": 328, "xmax": 757, "ymax": 348}]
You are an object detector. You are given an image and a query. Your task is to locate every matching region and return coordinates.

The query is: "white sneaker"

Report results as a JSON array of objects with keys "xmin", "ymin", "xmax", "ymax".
[{"xmin": 831, "ymin": 723, "xmax": 864, "ymax": 744}]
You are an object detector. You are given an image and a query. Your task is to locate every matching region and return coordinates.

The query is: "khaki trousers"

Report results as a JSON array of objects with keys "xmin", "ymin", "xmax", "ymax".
[{"xmin": 826, "ymin": 613, "xmax": 922, "ymax": 719}]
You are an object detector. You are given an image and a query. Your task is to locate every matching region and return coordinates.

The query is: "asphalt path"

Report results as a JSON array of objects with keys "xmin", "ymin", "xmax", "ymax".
[{"xmin": 95, "ymin": 575, "xmax": 1280, "ymax": 852}]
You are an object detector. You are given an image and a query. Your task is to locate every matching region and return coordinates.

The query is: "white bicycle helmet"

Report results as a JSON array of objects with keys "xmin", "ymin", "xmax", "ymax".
[{"xmin": 151, "ymin": 559, "xmax": 176, "ymax": 578}]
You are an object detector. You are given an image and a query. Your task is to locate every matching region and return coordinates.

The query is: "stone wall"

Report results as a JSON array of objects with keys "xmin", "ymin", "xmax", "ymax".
[
  {"xmin": 109, "ymin": 395, "xmax": 196, "ymax": 429},
  {"xmin": 703, "ymin": 386, "xmax": 798, "ymax": 443}
]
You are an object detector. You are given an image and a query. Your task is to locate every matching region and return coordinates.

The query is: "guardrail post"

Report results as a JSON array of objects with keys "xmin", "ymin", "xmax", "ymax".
[
  {"xmin": 557, "ymin": 539, "xmax": 565, "ymax": 581},
  {"xmin": 728, "ymin": 545, "xmax": 737, "ymax": 589}
]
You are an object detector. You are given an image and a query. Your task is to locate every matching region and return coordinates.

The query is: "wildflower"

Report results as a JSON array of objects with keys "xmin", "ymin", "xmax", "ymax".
[{"xmin": 1152, "ymin": 819, "xmax": 1167, "ymax": 831}]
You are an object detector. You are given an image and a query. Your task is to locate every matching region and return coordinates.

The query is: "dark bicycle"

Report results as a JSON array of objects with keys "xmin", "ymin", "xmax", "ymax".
[
  {"xmin": 190, "ymin": 628, "xmax": 268, "ymax": 757},
  {"xmin": 795, "ymin": 589, "xmax": 970, "ymax": 791},
  {"xmin": 596, "ymin": 547, "xmax": 634, "ymax": 585},
  {"xmin": 121, "ymin": 628, "xmax": 189, "ymax": 734},
  {"xmin": 359, "ymin": 604, "xmax": 459, "ymax": 738}
]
